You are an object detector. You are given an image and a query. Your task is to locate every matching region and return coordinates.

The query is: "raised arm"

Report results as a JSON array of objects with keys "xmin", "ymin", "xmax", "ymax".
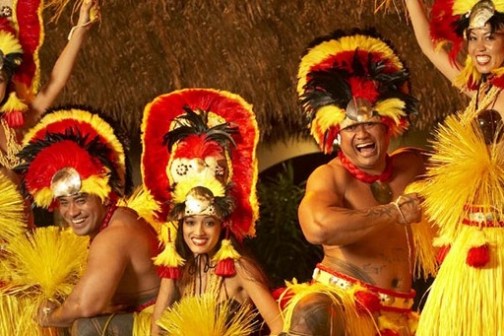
[
  {"xmin": 405, "ymin": 0, "xmax": 461, "ymax": 83},
  {"xmin": 36, "ymin": 227, "xmax": 128, "ymax": 327},
  {"xmin": 27, "ymin": 0, "xmax": 99, "ymax": 126},
  {"xmin": 298, "ymin": 164, "xmax": 420, "ymax": 247}
]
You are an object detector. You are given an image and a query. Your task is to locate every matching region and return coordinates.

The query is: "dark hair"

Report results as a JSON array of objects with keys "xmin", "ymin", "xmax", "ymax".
[{"xmin": 174, "ymin": 216, "xmax": 270, "ymax": 288}]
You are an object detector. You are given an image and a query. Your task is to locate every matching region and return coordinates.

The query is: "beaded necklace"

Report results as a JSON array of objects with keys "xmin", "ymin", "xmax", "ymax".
[
  {"xmin": 90, "ymin": 203, "xmax": 117, "ymax": 243},
  {"xmin": 338, "ymin": 151, "xmax": 393, "ymax": 204}
]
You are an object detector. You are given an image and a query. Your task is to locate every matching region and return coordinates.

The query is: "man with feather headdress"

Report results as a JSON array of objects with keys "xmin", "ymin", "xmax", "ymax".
[
  {"xmin": 280, "ymin": 30, "xmax": 436, "ymax": 336},
  {"xmin": 16, "ymin": 107, "xmax": 161, "ymax": 335}
]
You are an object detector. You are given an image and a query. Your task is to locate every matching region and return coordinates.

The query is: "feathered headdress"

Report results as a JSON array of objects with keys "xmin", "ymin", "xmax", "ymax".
[
  {"xmin": 16, "ymin": 107, "xmax": 128, "ymax": 209},
  {"xmin": 430, "ymin": 0, "xmax": 504, "ymax": 89},
  {"xmin": 298, "ymin": 30, "xmax": 418, "ymax": 154},
  {"xmin": 141, "ymin": 88, "xmax": 259, "ymax": 279},
  {"xmin": 0, "ymin": 0, "xmax": 45, "ymax": 128}
]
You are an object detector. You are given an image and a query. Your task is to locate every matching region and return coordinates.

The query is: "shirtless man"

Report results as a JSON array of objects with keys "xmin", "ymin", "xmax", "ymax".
[
  {"xmin": 16, "ymin": 108, "xmax": 160, "ymax": 335},
  {"xmin": 281, "ymin": 30, "xmax": 425, "ymax": 335},
  {"xmin": 38, "ymin": 193, "xmax": 161, "ymax": 333}
]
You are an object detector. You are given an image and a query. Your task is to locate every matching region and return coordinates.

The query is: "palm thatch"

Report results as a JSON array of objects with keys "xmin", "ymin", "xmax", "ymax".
[{"xmin": 40, "ymin": 0, "xmax": 465, "ymax": 145}]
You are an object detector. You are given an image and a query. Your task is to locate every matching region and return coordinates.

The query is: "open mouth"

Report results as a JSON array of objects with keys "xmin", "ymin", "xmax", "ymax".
[
  {"xmin": 71, "ymin": 218, "xmax": 86, "ymax": 226},
  {"xmin": 191, "ymin": 237, "xmax": 208, "ymax": 246},
  {"xmin": 355, "ymin": 142, "xmax": 376, "ymax": 154},
  {"xmin": 476, "ymin": 55, "xmax": 490, "ymax": 65}
]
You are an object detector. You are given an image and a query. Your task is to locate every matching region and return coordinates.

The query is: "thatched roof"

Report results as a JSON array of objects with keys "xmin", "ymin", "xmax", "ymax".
[{"xmin": 40, "ymin": 0, "xmax": 466, "ymax": 145}]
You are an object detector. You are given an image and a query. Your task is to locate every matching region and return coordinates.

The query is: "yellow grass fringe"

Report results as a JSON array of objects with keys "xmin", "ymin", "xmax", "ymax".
[
  {"xmin": 417, "ymin": 88, "xmax": 504, "ymax": 335},
  {"xmin": 421, "ymin": 108, "xmax": 504, "ymax": 240},
  {"xmin": 2, "ymin": 226, "xmax": 88, "ymax": 300},
  {"xmin": 417, "ymin": 225, "xmax": 504, "ymax": 335},
  {"xmin": 0, "ymin": 294, "xmax": 42, "ymax": 336},
  {"xmin": 0, "ymin": 172, "xmax": 27, "ymax": 243},
  {"xmin": 133, "ymin": 305, "xmax": 154, "ymax": 336},
  {"xmin": 157, "ymin": 293, "xmax": 258, "ymax": 336},
  {"xmin": 405, "ymin": 181, "xmax": 438, "ymax": 279},
  {"xmin": 118, "ymin": 185, "xmax": 162, "ymax": 234}
]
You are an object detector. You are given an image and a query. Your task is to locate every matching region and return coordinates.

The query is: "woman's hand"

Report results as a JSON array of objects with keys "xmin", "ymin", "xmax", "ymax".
[{"xmin": 77, "ymin": 0, "xmax": 101, "ymax": 28}]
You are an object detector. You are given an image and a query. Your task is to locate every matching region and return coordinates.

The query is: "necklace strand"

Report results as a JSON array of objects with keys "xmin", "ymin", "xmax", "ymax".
[{"xmin": 338, "ymin": 151, "xmax": 393, "ymax": 183}]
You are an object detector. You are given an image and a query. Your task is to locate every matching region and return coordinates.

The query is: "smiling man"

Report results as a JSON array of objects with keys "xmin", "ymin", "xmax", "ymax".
[
  {"xmin": 16, "ymin": 107, "xmax": 160, "ymax": 335},
  {"xmin": 280, "ymin": 31, "xmax": 428, "ymax": 336}
]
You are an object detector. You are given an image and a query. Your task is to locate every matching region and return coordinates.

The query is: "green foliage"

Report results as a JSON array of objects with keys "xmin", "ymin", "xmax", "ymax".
[{"xmin": 245, "ymin": 162, "xmax": 322, "ymax": 288}]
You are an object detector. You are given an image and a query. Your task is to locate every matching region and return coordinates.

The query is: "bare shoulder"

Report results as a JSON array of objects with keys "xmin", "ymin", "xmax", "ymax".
[
  {"xmin": 390, "ymin": 147, "xmax": 427, "ymax": 174},
  {"xmin": 306, "ymin": 158, "xmax": 345, "ymax": 191},
  {"xmin": 109, "ymin": 207, "xmax": 153, "ymax": 232},
  {"xmin": 235, "ymin": 257, "xmax": 268, "ymax": 285},
  {"xmin": 92, "ymin": 207, "xmax": 155, "ymax": 248}
]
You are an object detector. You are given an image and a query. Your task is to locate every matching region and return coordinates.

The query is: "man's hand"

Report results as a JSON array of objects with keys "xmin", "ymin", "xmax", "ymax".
[
  {"xmin": 36, "ymin": 300, "xmax": 59, "ymax": 327},
  {"xmin": 392, "ymin": 193, "xmax": 422, "ymax": 225}
]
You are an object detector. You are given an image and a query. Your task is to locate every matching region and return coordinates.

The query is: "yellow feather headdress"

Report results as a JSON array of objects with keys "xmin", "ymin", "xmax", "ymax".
[
  {"xmin": 141, "ymin": 88, "xmax": 259, "ymax": 279},
  {"xmin": 16, "ymin": 107, "xmax": 129, "ymax": 209},
  {"xmin": 298, "ymin": 30, "xmax": 418, "ymax": 154},
  {"xmin": 430, "ymin": 0, "xmax": 504, "ymax": 89}
]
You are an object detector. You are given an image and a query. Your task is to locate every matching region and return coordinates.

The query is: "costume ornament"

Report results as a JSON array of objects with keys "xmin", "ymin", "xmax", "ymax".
[
  {"xmin": 16, "ymin": 106, "xmax": 128, "ymax": 210},
  {"xmin": 141, "ymin": 88, "xmax": 259, "ymax": 279},
  {"xmin": 415, "ymin": 1, "xmax": 504, "ymax": 334}
]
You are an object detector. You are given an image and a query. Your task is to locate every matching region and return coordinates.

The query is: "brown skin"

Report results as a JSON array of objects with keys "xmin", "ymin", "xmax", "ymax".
[
  {"xmin": 406, "ymin": 0, "xmax": 504, "ymax": 118},
  {"xmin": 298, "ymin": 123, "xmax": 425, "ymax": 292},
  {"xmin": 0, "ymin": 0, "xmax": 99, "ymax": 169},
  {"xmin": 36, "ymin": 194, "xmax": 161, "ymax": 328},
  {"xmin": 151, "ymin": 215, "xmax": 283, "ymax": 336}
]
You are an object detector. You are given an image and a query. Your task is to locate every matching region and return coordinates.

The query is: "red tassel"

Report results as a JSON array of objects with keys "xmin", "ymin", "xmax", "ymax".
[
  {"xmin": 272, "ymin": 287, "xmax": 295, "ymax": 310},
  {"xmin": 4, "ymin": 111, "xmax": 24, "ymax": 128},
  {"xmin": 215, "ymin": 258, "xmax": 236, "ymax": 277},
  {"xmin": 466, "ymin": 244, "xmax": 490, "ymax": 268},
  {"xmin": 354, "ymin": 290, "xmax": 381, "ymax": 314},
  {"xmin": 157, "ymin": 265, "xmax": 181, "ymax": 279},
  {"xmin": 377, "ymin": 329, "xmax": 400, "ymax": 336},
  {"xmin": 436, "ymin": 244, "xmax": 451, "ymax": 264}
]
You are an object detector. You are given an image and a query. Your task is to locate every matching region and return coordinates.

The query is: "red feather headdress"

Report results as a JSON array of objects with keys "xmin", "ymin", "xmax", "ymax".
[
  {"xmin": 141, "ymin": 88, "xmax": 259, "ymax": 239},
  {"xmin": 0, "ymin": 0, "xmax": 44, "ymax": 128},
  {"xmin": 430, "ymin": 0, "xmax": 504, "ymax": 89},
  {"xmin": 297, "ymin": 30, "xmax": 417, "ymax": 154},
  {"xmin": 16, "ymin": 107, "xmax": 128, "ymax": 209},
  {"xmin": 141, "ymin": 88, "xmax": 259, "ymax": 278}
]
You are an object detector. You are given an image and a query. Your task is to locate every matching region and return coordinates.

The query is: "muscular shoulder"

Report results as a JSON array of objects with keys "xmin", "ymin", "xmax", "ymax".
[
  {"xmin": 92, "ymin": 207, "xmax": 155, "ymax": 249},
  {"xmin": 306, "ymin": 158, "xmax": 347, "ymax": 191},
  {"xmin": 389, "ymin": 147, "xmax": 427, "ymax": 175}
]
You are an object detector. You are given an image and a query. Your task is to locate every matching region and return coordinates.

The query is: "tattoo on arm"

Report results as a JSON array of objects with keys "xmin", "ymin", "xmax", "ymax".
[{"xmin": 361, "ymin": 205, "xmax": 395, "ymax": 220}]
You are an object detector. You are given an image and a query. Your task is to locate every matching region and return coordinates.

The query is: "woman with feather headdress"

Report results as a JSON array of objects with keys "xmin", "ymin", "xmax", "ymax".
[
  {"xmin": 0, "ymin": 0, "xmax": 99, "ymax": 182},
  {"xmin": 141, "ymin": 89, "xmax": 283, "ymax": 336},
  {"xmin": 406, "ymin": 0, "xmax": 504, "ymax": 334}
]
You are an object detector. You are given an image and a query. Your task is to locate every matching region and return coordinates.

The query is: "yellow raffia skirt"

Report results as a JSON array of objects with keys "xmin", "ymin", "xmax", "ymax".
[{"xmin": 417, "ymin": 101, "xmax": 504, "ymax": 335}]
